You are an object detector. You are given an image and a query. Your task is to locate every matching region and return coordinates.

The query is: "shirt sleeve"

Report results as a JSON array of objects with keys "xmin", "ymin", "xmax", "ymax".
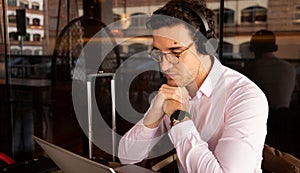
[
  {"xmin": 118, "ymin": 116, "xmax": 168, "ymax": 164},
  {"xmin": 168, "ymin": 87, "xmax": 268, "ymax": 173}
]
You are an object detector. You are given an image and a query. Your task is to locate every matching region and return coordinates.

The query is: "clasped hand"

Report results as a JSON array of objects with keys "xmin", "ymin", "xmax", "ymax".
[{"xmin": 144, "ymin": 84, "xmax": 190, "ymax": 128}]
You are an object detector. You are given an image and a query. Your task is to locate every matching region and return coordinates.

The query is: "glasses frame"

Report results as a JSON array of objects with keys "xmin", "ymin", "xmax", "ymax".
[{"xmin": 148, "ymin": 39, "xmax": 196, "ymax": 64}]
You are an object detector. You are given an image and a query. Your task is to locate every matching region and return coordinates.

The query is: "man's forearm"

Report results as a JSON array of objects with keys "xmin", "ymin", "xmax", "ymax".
[
  {"xmin": 143, "ymin": 106, "xmax": 164, "ymax": 128},
  {"xmin": 118, "ymin": 120, "xmax": 165, "ymax": 164}
]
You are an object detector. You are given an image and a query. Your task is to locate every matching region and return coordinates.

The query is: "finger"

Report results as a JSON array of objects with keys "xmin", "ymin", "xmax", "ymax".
[
  {"xmin": 160, "ymin": 85, "xmax": 189, "ymax": 97},
  {"xmin": 159, "ymin": 90, "xmax": 183, "ymax": 103},
  {"xmin": 159, "ymin": 85, "xmax": 189, "ymax": 103},
  {"xmin": 163, "ymin": 99, "xmax": 182, "ymax": 116}
]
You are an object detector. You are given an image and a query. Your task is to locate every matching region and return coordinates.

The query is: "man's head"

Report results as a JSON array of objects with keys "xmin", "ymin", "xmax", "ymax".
[
  {"xmin": 147, "ymin": 0, "xmax": 216, "ymax": 87},
  {"xmin": 147, "ymin": 0, "xmax": 216, "ymax": 55},
  {"xmin": 249, "ymin": 29, "xmax": 278, "ymax": 53}
]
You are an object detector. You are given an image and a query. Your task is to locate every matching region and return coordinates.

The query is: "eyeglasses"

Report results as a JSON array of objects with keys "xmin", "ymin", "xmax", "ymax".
[{"xmin": 148, "ymin": 40, "xmax": 195, "ymax": 64}]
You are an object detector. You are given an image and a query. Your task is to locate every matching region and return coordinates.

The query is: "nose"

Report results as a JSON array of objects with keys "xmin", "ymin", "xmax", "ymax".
[{"xmin": 160, "ymin": 56, "xmax": 174, "ymax": 72}]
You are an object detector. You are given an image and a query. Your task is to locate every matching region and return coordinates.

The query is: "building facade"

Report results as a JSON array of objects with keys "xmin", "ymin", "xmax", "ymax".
[
  {"xmin": 1, "ymin": 0, "xmax": 300, "ymax": 58},
  {"xmin": 6, "ymin": 0, "xmax": 44, "ymax": 55},
  {"xmin": 113, "ymin": 0, "xmax": 300, "ymax": 59}
]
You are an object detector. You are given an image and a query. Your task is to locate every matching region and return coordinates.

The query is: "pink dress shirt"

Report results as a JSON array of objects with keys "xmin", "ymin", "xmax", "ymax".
[{"xmin": 118, "ymin": 57, "xmax": 268, "ymax": 173}]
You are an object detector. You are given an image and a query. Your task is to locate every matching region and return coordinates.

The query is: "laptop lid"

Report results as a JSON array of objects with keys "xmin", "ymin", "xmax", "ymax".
[{"xmin": 33, "ymin": 136, "xmax": 115, "ymax": 173}]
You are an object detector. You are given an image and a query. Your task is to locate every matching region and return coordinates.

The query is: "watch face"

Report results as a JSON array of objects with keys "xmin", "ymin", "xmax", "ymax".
[
  {"xmin": 177, "ymin": 111, "xmax": 187, "ymax": 121},
  {"xmin": 171, "ymin": 110, "xmax": 186, "ymax": 121},
  {"xmin": 170, "ymin": 110, "xmax": 181, "ymax": 121}
]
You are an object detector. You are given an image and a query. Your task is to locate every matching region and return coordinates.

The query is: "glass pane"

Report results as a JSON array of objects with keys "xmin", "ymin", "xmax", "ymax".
[
  {"xmin": 223, "ymin": 0, "xmax": 300, "ymax": 160},
  {"xmin": 8, "ymin": 15, "xmax": 16, "ymax": 23},
  {"xmin": 0, "ymin": 0, "xmax": 299, "ymax": 166},
  {"xmin": 224, "ymin": 9, "xmax": 234, "ymax": 24},
  {"xmin": 7, "ymin": 0, "xmax": 17, "ymax": 6},
  {"xmin": 295, "ymin": 5, "xmax": 300, "ymax": 20}
]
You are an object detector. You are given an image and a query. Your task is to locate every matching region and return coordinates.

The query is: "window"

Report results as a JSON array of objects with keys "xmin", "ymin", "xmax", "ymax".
[
  {"xmin": 294, "ymin": 5, "xmax": 300, "ymax": 21},
  {"xmin": 10, "ymin": 49, "xmax": 21, "ymax": 55},
  {"xmin": 241, "ymin": 6, "xmax": 267, "ymax": 23},
  {"xmin": 128, "ymin": 43, "xmax": 148, "ymax": 56},
  {"xmin": 34, "ymin": 49, "xmax": 41, "ymax": 55},
  {"xmin": 239, "ymin": 42, "xmax": 254, "ymax": 59},
  {"xmin": 0, "ymin": 0, "xmax": 299, "ymax": 165},
  {"xmin": 32, "ymin": 18, "xmax": 40, "ymax": 26},
  {"xmin": 8, "ymin": 14, "xmax": 16, "ymax": 23},
  {"xmin": 23, "ymin": 49, "xmax": 32, "ymax": 55},
  {"xmin": 129, "ymin": 12, "xmax": 148, "ymax": 28},
  {"xmin": 214, "ymin": 8, "xmax": 235, "ymax": 25},
  {"xmin": 9, "ymin": 32, "xmax": 18, "ymax": 41},
  {"xmin": 7, "ymin": 0, "xmax": 17, "ymax": 6},
  {"xmin": 22, "ymin": 33, "xmax": 30, "ymax": 41},
  {"xmin": 49, "ymin": 17, "xmax": 58, "ymax": 30},
  {"xmin": 33, "ymin": 34, "xmax": 41, "ymax": 41},
  {"xmin": 32, "ymin": 2, "xmax": 40, "ymax": 10},
  {"xmin": 223, "ymin": 42, "xmax": 233, "ymax": 58},
  {"xmin": 26, "ymin": 17, "xmax": 30, "ymax": 25},
  {"xmin": 19, "ymin": 0, "xmax": 29, "ymax": 9}
]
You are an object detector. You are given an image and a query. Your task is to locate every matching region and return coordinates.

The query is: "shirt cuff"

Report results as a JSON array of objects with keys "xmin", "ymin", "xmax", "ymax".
[
  {"xmin": 134, "ymin": 119, "xmax": 160, "ymax": 139},
  {"xmin": 168, "ymin": 120, "xmax": 195, "ymax": 147}
]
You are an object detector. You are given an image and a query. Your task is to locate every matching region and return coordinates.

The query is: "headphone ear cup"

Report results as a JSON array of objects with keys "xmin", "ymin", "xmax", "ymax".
[
  {"xmin": 195, "ymin": 34, "xmax": 218, "ymax": 55},
  {"xmin": 205, "ymin": 38, "xmax": 218, "ymax": 55},
  {"xmin": 195, "ymin": 31, "xmax": 208, "ymax": 54},
  {"xmin": 196, "ymin": 38, "xmax": 207, "ymax": 54}
]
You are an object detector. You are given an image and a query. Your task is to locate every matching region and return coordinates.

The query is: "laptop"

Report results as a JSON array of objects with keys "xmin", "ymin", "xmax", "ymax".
[
  {"xmin": 34, "ymin": 136, "xmax": 157, "ymax": 173},
  {"xmin": 33, "ymin": 136, "xmax": 116, "ymax": 173}
]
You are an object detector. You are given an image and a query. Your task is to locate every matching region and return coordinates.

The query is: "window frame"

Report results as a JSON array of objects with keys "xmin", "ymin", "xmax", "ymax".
[
  {"xmin": 294, "ymin": 4, "xmax": 300, "ymax": 22},
  {"xmin": 31, "ymin": 2, "xmax": 40, "ymax": 10},
  {"xmin": 19, "ymin": 0, "xmax": 29, "ymax": 9},
  {"xmin": 214, "ymin": 8, "xmax": 235, "ymax": 25},
  {"xmin": 241, "ymin": 6, "xmax": 267, "ymax": 24}
]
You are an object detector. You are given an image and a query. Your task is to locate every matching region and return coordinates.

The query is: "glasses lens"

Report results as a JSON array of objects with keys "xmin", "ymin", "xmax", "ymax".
[
  {"xmin": 149, "ymin": 49, "xmax": 163, "ymax": 62},
  {"xmin": 166, "ymin": 54, "xmax": 179, "ymax": 64},
  {"xmin": 149, "ymin": 49, "xmax": 179, "ymax": 64}
]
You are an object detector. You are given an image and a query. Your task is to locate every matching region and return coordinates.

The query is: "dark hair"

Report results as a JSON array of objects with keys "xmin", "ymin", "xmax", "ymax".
[
  {"xmin": 249, "ymin": 30, "xmax": 278, "ymax": 53},
  {"xmin": 147, "ymin": 0, "xmax": 216, "ymax": 54}
]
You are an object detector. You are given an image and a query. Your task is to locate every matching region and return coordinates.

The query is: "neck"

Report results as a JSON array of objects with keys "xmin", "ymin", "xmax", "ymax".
[
  {"xmin": 186, "ymin": 82, "xmax": 199, "ymax": 98},
  {"xmin": 186, "ymin": 54, "xmax": 212, "ymax": 98}
]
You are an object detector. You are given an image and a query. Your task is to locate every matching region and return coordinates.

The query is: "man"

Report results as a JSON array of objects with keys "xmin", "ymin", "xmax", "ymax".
[
  {"xmin": 118, "ymin": 0, "xmax": 268, "ymax": 172},
  {"xmin": 243, "ymin": 29, "xmax": 296, "ymax": 110},
  {"xmin": 243, "ymin": 30, "xmax": 298, "ymax": 168}
]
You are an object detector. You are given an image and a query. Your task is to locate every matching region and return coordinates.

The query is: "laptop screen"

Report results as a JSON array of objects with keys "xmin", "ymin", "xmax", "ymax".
[{"xmin": 34, "ymin": 136, "xmax": 115, "ymax": 173}]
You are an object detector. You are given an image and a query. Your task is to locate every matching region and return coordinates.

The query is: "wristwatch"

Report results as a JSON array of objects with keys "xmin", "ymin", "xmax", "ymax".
[{"xmin": 170, "ymin": 110, "xmax": 191, "ymax": 127}]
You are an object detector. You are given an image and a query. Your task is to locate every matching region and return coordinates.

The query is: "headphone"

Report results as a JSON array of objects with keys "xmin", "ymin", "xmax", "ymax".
[{"xmin": 165, "ymin": 1, "xmax": 218, "ymax": 55}]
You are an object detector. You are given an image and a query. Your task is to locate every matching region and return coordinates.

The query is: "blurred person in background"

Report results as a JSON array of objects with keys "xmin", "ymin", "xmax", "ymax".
[{"xmin": 243, "ymin": 29, "xmax": 298, "ymax": 159}]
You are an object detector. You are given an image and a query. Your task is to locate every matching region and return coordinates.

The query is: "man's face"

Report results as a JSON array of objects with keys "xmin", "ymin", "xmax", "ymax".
[{"xmin": 152, "ymin": 24, "xmax": 202, "ymax": 87}]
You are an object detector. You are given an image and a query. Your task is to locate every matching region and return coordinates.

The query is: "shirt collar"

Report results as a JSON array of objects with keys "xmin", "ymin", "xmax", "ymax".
[{"xmin": 197, "ymin": 56, "xmax": 224, "ymax": 98}]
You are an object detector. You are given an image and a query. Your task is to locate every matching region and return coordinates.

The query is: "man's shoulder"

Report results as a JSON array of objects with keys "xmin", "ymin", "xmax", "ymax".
[{"xmin": 224, "ymin": 66, "xmax": 263, "ymax": 92}]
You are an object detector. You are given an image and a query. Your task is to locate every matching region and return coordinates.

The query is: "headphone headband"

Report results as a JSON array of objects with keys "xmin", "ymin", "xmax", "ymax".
[{"xmin": 166, "ymin": 1, "xmax": 211, "ymax": 39}]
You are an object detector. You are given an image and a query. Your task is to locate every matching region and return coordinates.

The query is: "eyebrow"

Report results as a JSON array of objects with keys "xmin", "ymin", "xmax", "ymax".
[
  {"xmin": 151, "ymin": 45, "xmax": 186, "ymax": 52},
  {"xmin": 169, "ymin": 46, "xmax": 186, "ymax": 51},
  {"xmin": 152, "ymin": 46, "xmax": 159, "ymax": 50}
]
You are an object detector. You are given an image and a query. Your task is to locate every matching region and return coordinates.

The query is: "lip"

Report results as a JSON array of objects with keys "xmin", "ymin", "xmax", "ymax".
[{"xmin": 165, "ymin": 73, "xmax": 177, "ymax": 79}]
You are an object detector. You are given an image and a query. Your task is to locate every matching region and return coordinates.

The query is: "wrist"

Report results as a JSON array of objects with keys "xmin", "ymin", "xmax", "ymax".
[
  {"xmin": 170, "ymin": 110, "xmax": 191, "ymax": 127},
  {"xmin": 172, "ymin": 116, "xmax": 190, "ymax": 126},
  {"xmin": 144, "ymin": 109, "xmax": 164, "ymax": 128},
  {"xmin": 144, "ymin": 119, "xmax": 162, "ymax": 128}
]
